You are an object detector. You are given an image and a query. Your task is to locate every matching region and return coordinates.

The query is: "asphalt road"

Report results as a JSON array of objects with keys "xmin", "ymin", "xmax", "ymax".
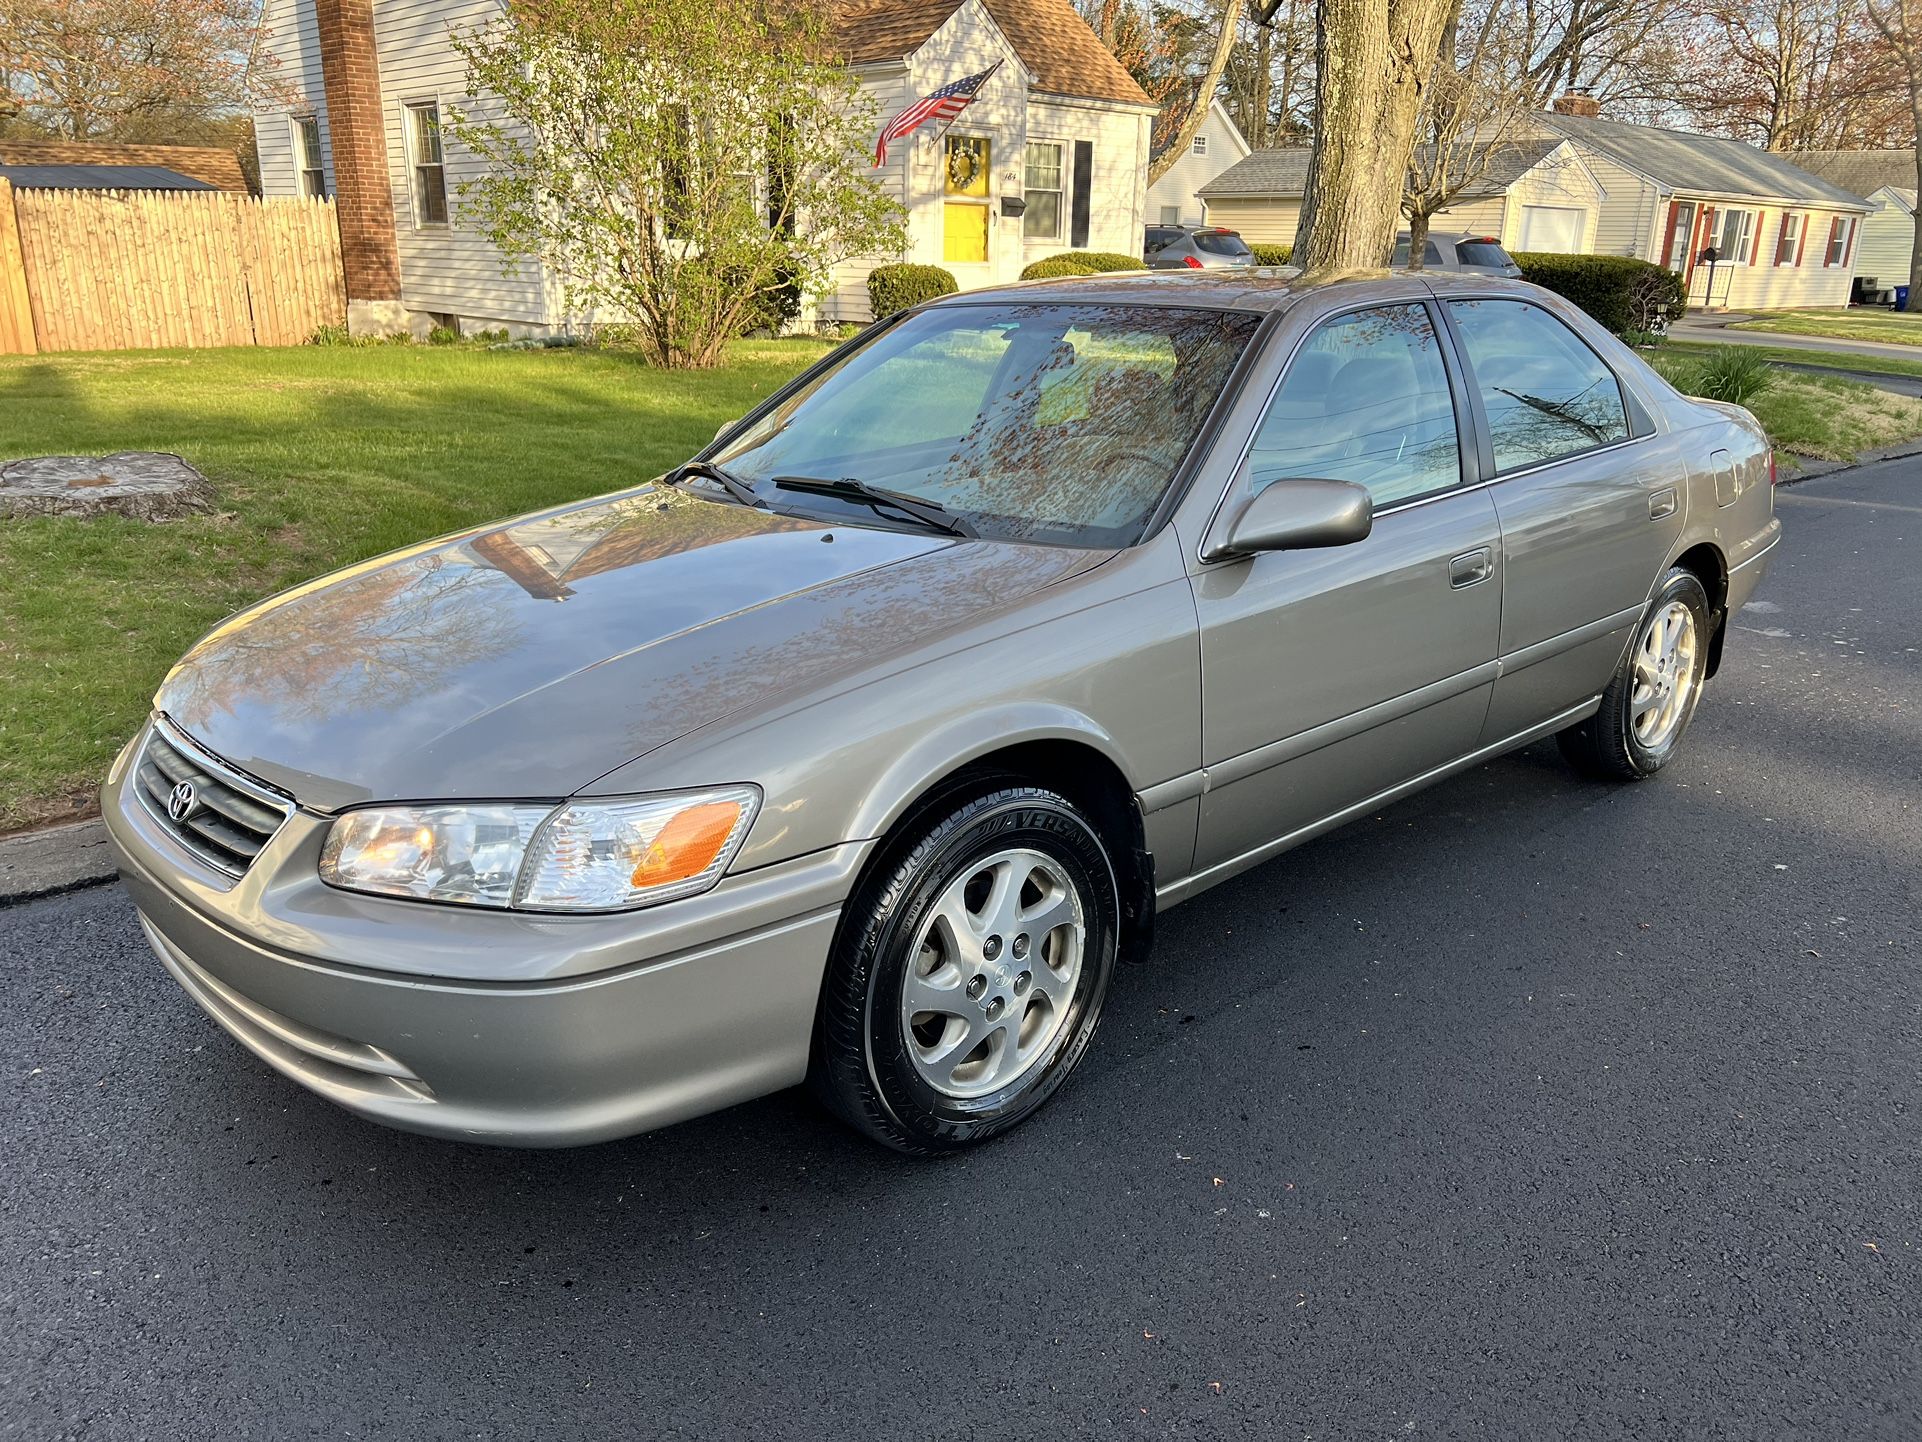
[{"xmin": 4, "ymin": 460, "xmax": 1917, "ymax": 1441}]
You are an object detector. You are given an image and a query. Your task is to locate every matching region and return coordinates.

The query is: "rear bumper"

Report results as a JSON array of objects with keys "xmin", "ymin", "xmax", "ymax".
[{"xmin": 104, "ymin": 735, "xmax": 860, "ymax": 1147}]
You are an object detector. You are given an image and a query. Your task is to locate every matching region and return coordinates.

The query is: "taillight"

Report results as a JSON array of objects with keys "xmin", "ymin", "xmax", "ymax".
[{"xmin": 1182, "ymin": 254, "xmax": 1203, "ymax": 269}]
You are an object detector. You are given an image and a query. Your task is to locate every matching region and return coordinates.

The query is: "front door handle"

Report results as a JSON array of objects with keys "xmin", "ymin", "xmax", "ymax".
[
  {"xmin": 1449, "ymin": 548, "xmax": 1492, "ymax": 589},
  {"xmin": 1650, "ymin": 487, "xmax": 1678, "ymax": 520}
]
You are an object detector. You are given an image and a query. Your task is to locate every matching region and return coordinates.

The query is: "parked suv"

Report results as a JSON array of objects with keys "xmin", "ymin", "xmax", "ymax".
[
  {"xmin": 1394, "ymin": 231, "xmax": 1523, "ymax": 277},
  {"xmin": 1144, "ymin": 225, "xmax": 1256, "ymax": 269}
]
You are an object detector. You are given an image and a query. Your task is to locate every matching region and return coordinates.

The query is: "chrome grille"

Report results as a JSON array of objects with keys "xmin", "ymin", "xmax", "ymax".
[{"xmin": 132, "ymin": 720, "xmax": 293, "ymax": 878}]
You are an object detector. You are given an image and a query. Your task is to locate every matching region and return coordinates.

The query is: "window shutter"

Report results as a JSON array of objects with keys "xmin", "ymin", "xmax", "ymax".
[{"xmin": 1070, "ymin": 140, "xmax": 1093, "ymax": 248}]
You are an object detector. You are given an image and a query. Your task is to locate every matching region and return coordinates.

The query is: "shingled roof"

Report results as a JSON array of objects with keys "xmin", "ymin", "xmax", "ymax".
[
  {"xmin": 0, "ymin": 140, "xmax": 248, "ymax": 193},
  {"xmin": 1788, "ymin": 149, "xmax": 1917, "ymax": 201},
  {"xmin": 1200, "ymin": 138, "xmax": 1561, "ymax": 200},
  {"xmin": 832, "ymin": 0, "xmax": 1152, "ymax": 108},
  {"xmin": 1537, "ymin": 113, "xmax": 1867, "ymax": 208}
]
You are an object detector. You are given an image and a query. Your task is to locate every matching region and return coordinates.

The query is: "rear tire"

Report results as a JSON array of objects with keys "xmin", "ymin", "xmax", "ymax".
[
  {"xmin": 1559, "ymin": 567, "xmax": 1712, "ymax": 781},
  {"xmin": 810, "ymin": 786, "xmax": 1119, "ymax": 1155}
]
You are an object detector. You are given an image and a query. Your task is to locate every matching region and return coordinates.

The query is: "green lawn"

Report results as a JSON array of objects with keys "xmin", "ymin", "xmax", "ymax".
[
  {"xmin": 1728, "ymin": 309, "xmax": 1922, "ymax": 347},
  {"xmin": 1661, "ymin": 339, "xmax": 1922, "ymax": 382},
  {"xmin": 1646, "ymin": 349, "xmax": 1922, "ymax": 463},
  {"xmin": 0, "ymin": 340, "xmax": 830, "ymax": 833}
]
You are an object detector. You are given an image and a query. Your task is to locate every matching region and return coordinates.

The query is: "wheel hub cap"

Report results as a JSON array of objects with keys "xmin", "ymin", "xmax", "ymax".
[
  {"xmin": 1629, "ymin": 600, "xmax": 1699, "ymax": 749},
  {"xmin": 901, "ymin": 847, "xmax": 1086, "ymax": 1099}
]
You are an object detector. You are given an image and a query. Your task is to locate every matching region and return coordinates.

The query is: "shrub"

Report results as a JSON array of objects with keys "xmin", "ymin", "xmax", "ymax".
[
  {"xmin": 1693, "ymin": 346, "xmax": 1775, "ymax": 405},
  {"xmin": 867, "ymin": 263, "xmax": 958, "ymax": 317},
  {"xmin": 1250, "ymin": 243, "xmax": 1293, "ymax": 265},
  {"xmin": 1018, "ymin": 250, "xmax": 1142, "ymax": 281},
  {"xmin": 1511, "ymin": 253, "xmax": 1685, "ymax": 336},
  {"xmin": 731, "ymin": 260, "xmax": 805, "ymax": 336}
]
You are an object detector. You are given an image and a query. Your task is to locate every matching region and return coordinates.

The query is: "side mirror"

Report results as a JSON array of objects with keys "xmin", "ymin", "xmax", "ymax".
[{"xmin": 1214, "ymin": 477, "xmax": 1373, "ymax": 557}]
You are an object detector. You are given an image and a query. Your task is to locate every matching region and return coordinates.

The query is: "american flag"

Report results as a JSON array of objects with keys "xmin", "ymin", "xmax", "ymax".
[{"xmin": 874, "ymin": 62, "xmax": 1003, "ymax": 166}]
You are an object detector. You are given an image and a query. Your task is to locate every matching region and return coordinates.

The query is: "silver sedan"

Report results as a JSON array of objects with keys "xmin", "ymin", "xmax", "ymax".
[{"xmin": 104, "ymin": 271, "xmax": 1778, "ymax": 1153}]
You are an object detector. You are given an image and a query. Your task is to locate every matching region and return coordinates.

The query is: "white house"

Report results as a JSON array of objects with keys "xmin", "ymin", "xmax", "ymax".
[
  {"xmin": 1144, "ymin": 101, "xmax": 1249, "ymax": 229},
  {"xmin": 1198, "ymin": 136, "xmax": 1608, "ymax": 254},
  {"xmin": 251, "ymin": 0, "xmax": 1156, "ymax": 335},
  {"xmin": 1850, "ymin": 186, "xmax": 1918, "ymax": 298},
  {"xmin": 1533, "ymin": 106, "xmax": 1871, "ymax": 310}
]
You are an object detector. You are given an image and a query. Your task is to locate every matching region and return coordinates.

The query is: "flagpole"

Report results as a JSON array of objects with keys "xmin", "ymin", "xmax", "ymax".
[{"xmin": 929, "ymin": 58, "xmax": 1004, "ymax": 149}]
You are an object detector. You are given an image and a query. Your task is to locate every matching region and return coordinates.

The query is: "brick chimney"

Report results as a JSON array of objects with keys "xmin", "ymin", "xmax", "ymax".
[
  {"xmin": 1552, "ymin": 90, "xmax": 1602, "ymax": 119},
  {"xmin": 313, "ymin": 0, "xmax": 406, "ymax": 335}
]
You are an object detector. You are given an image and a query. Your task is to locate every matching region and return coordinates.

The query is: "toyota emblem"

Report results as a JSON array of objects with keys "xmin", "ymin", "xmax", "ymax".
[{"xmin": 166, "ymin": 780, "xmax": 200, "ymax": 823}]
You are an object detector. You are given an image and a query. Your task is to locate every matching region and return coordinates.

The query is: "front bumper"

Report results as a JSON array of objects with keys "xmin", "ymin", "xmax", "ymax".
[{"xmin": 103, "ymin": 731, "xmax": 863, "ymax": 1146}]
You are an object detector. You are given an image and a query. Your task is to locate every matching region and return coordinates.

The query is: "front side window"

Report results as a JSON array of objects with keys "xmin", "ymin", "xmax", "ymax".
[
  {"xmin": 1245, "ymin": 303, "xmax": 1462, "ymax": 508},
  {"xmin": 1717, "ymin": 208, "xmax": 1755, "ymax": 263},
  {"xmin": 943, "ymin": 135, "xmax": 990, "ymax": 263},
  {"xmin": 712, "ymin": 303, "xmax": 1261, "ymax": 546},
  {"xmin": 292, "ymin": 115, "xmax": 326, "ymax": 198},
  {"xmin": 1825, "ymin": 216, "xmax": 1855, "ymax": 266},
  {"xmin": 405, "ymin": 102, "xmax": 447, "ymax": 225},
  {"xmin": 1775, "ymin": 213, "xmax": 1802, "ymax": 265},
  {"xmin": 1023, "ymin": 142, "xmax": 1063, "ymax": 241},
  {"xmin": 1448, "ymin": 299, "xmax": 1629, "ymax": 472}
]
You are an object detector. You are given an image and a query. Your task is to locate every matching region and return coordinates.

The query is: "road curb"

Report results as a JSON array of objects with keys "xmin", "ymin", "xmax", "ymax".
[
  {"xmin": 0, "ymin": 818, "xmax": 118, "ymax": 908},
  {"xmin": 1783, "ymin": 436, "xmax": 1922, "ymax": 482}
]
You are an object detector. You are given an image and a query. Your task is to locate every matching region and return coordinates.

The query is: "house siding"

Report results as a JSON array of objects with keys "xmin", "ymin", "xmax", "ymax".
[
  {"xmin": 1854, "ymin": 189, "xmax": 1916, "ymax": 288},
  {"xmin": 1685, "ymin": 204, "xmax": 1860, "ymax": 309},
  {"xmin": 254, "ymin": 0, "xmax": 336, "ymax": 199},
  {"xmin": 1148, "ymin": 104, "xmax": 1248, "ymax": 228},
  {"xmin": 1496, "ymin": 150, "xmax": 1603, "ymax": 252},
  {"xmin": 1573, "ymin": 152, "xmax": 1662, "ymax": 259},
  {"xmin": 1199, "ymin": 196, "xmax": 1297, "ymax": 246},
  {"xmin": 372, "ymin": 0, "xmax": 548, "ymax": 330}
]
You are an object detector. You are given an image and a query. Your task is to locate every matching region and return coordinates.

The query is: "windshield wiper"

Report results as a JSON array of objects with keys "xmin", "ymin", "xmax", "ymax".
[
  {"xmin": 772, "ymin": 476, "xmax": 978, "ymax": 538},
  {"xmin": 662, "ymin": 459, "xmax": 766, "ymax": 508}
]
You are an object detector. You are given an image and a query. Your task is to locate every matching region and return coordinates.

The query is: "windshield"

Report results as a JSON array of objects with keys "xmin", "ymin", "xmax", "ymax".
[{"xmin": 710, "ymin": 303, "xmax": 1261, "ymax": 546}]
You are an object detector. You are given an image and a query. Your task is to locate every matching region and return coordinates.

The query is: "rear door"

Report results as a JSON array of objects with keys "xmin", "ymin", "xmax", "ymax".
[
  {"xmin": 1185, "ymin": 297, "xmax": 1502, "ymax": 876},
  {"xmin": 1439, "ymin": 295, "xmax": 1686, "ymax": 741}
]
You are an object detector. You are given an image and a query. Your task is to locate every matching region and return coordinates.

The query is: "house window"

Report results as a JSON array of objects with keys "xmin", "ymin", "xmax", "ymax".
[
  {"xmin": 405, "ymin": 101, "xmax": 448, "ymax": 226},
  {"xmin": 1191, "ymin": 134, "xmax": 1208, "ymax": 157},
  {"xmin": 1716, "ymin": 208, "xmax": 1754, "ymax": 264},
  {"xmin": 1824, "ymin": 216, "xmax": 1855, "ymax": 266},
  {"xmin": 292, "ymin": 116, "xmax": 326, "ymax": 198},
  {"xmin": 1774, "ymin": 213, "xmax": 1802, "ymax": 266},
  {"xmin": 1159, "ymin": 205, "xmax": 1181, "ymax": 225},
  {"xmin": 943, "ymin": 135, "xmax": 990, "ymax": 263},
  {"xmin": 1023, "ymin": 141, "xmax": 1063, "ymax": 241}
]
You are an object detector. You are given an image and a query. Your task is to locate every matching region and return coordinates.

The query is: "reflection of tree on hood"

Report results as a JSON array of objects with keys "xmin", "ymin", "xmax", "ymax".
[{"xmin": 163, "ymin": 557, "xmax": 527, "ymax": 725}]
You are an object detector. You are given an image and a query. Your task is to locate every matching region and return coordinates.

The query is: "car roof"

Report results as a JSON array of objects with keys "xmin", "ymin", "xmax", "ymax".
[{"xmin": 921, "ymin": 267, "xmax": 1543, "ymax": 316}]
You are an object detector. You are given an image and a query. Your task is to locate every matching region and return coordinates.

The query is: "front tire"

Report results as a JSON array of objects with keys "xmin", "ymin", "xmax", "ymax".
[
  {"xmin": 810, "ymin": 786, "xmax": 1120, "ymax": 1155},
  {"xmin": 1559, "ymin": 567, "xmax": 1712, "ymax": 780}
]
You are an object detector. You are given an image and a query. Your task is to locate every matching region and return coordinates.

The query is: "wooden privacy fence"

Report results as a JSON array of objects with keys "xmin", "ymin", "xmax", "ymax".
[{"xmin": 0, "ymin": 181, "xmax": 345, "ymax": 354}]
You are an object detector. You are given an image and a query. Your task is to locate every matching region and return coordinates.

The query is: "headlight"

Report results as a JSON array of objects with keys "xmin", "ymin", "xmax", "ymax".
[{"xmin": 318, "ymin": 787, "xmax": 760, "ymax": 912}]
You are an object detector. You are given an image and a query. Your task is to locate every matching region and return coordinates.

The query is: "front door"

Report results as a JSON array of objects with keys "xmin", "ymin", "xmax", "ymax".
[
  {"xmin": 1187, "ymin": 301, "xmax": 1502, "ymax": 876},
  {"xmin": 1438, "ymin": 296, "xmax": 1685, "ymax": 740}
]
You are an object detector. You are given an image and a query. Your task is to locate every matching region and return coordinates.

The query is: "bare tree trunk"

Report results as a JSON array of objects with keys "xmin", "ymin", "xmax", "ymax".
[
  {"xmin": 1253, "ymin": 24, "xmax": 1274, "ymax": 146},
  {"xmin": 1909, "ymin": 122, "xmax": 1922, "ymax": 311},
  {"xmin": 1405, "ymin": 207, "xmax": 1430, "ymax": 269},
  {"xmin": 1293, "ymin": 0, "xmax": 1462, "ymax": 271},
  {"xmin": 1147, "ymin": 0, "xmax": 1242, "ymax": 185}
]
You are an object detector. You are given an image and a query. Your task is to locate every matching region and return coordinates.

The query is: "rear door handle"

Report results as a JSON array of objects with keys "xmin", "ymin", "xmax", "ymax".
[
  {"xmin": 1650, "ymin": 487, "xmax": 1678, "ymax": 520},
  {"xmin": 1449, "ymin": 548, "xmax": 1492, "ymax": 589}
]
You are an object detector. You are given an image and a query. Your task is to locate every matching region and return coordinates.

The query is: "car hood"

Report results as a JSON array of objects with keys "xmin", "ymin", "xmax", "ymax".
[{"xmin": 157, "ymin": 486, "xmax": 1108, "ymax": 809}]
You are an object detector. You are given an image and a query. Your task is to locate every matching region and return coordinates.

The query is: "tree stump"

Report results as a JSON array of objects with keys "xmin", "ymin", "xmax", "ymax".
[{"xmin": 0, "ymin": 452, "xmax": 214, "ymax": 521}]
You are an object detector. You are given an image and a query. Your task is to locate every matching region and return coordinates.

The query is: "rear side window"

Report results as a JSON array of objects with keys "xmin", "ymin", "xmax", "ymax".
[
  {"xmin": 1448, "ymin": 299, "xmax": 1629, "ymax": 472},
  {"xmin": 1194, "ymin": 231, "xmax": 1251, "ymax": 257},
  {"xmin": 1245, "ymin": 303, "xmax": 1462, "ymax": 507},
  {"xmin": 1455, "ymin": 240, "xmax": 1514, "ymax": 268},
  {"xmin": 1146, "ymin": 227, "xmax": 1183, "ymax": 252},
  {"xmin": 1391, "ymin": 238, "xmax": 1444, "ymax": 265}
]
